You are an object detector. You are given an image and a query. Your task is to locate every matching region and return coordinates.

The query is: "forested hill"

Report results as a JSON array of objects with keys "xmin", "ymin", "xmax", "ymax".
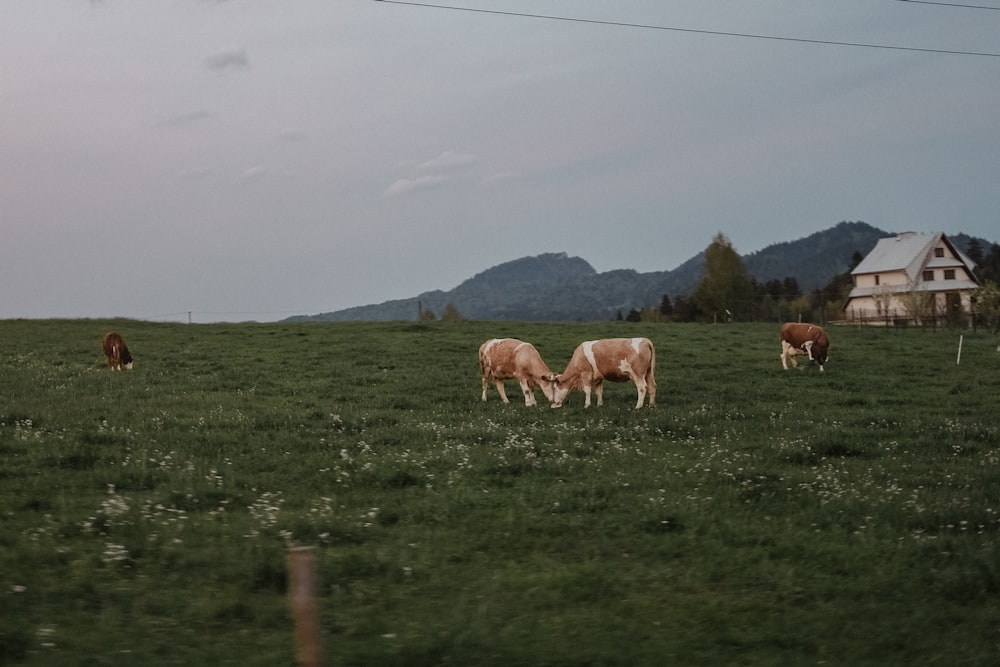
[{"xmin": 286, "ymin": 222, "xmax": 895, "ymax": 322}]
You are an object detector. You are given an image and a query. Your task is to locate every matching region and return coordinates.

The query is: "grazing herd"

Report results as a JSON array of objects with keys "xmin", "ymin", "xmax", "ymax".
[
  {"xmin": 481, "ymin": 322, "xmax": 829, "ymax": 409},
  {"xmin": 100, "ymin": 321, "xmax": 829, "ymax": 409}
]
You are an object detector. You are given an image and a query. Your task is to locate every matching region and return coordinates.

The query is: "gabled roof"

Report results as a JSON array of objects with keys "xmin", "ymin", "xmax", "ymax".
[{"xmin": 851, "ymin": 232, "xmax": 977, "ymax": 282}]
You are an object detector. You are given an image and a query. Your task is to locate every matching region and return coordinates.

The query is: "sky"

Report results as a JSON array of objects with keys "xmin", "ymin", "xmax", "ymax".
[{"xmin": 2, "ymin": 0, "xmax": 999, "ymax": 322}]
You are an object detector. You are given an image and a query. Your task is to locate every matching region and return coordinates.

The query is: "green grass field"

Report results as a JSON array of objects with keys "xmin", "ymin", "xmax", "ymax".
[{"xmin": 1, "ymin": 319, "xmax": 998, "ymax": 666}]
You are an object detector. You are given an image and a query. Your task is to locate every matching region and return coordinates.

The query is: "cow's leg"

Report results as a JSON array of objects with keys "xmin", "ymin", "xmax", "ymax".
[
  {"xmin": 481, "ymin": 377, "xmax": 490, "ymax": 401},
  {"xmin": 582, "ymin": 384, "xmax": 593, "ymax": 408},
  {"xmin": 519, "ymin": 379, "xmax": 536, "ymax": 406},
  {"xmin": 594, "ymin": 381, "xmax": 604, "ymax": 407},
  {"xmin": 780, "ymin": 342, "xmax": 791, "ymax": 370},
  {"xmin": 646, "ymin": 370, "xmax": 656, "ymax": 407},
  {"xmin": 633, "ymin": 379, "xmax": 647, "ymax": 409},
  {"xmin": 494, "ymin": 380, "xmax": 510, "ymax": 404}
]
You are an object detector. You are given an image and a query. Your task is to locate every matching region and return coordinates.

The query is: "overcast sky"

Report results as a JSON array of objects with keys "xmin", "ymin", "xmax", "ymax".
[{"xmin": 3, "ymin": 1, "xmax": 998, "ymax": 322}]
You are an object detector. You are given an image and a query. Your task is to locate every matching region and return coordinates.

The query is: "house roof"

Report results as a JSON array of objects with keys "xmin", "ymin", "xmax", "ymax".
[{"xmin": 851, "ymin": 232, "xmax": 977, "ymax": 282}]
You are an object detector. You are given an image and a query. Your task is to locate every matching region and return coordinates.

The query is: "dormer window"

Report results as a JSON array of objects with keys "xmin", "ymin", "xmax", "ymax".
[
  {"xmin": 923, "ymin": 270, "xmax": 934, "ymax": 281},
  {"xmin": 945, "ymin": 269, "xmax": 956, "ymax": 280},
  {"xmin": 935, "ymin": 247, "xmax": 945, "ymax": 258}
]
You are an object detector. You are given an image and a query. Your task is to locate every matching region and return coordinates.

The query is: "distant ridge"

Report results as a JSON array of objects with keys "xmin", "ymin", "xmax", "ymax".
[{"xmin": 287, "ymin": 222, "xmax": 985, "ymax": 322}]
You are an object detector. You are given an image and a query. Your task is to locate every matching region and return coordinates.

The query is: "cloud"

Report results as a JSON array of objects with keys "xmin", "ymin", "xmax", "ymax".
[
  {"xmin": 237, "ymin": 165, "xmax": 267, "ymax": 183},
  {"xmin": 383, "ymin": 175, "xmax": 451, "ymax": 198},
  {"xmin": 382, "ymin": 150, "xmax": 479, "ymax": 198},
  {"xmin": 419, "ymin": 151, "xmax": 478, "ymax": 170},
  {"xmin": 204, "ymin": 46, "xmax": 249, "ymax": 71},
  {"xmin": 484, "ymin": 171, "xmax": 516, "ymax": 183}
]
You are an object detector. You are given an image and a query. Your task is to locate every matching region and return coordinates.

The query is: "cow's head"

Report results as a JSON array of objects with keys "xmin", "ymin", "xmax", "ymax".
[
  {"xmin": 538, "ymin": 376, "xmax": 557, "ymax": 404},
  {"xmin": 812, "ymin": 337, "xmax": 829, "ymax": 368},
  {"xmin": 542, "ymin": 373, "xmax": 572, "ymax": 408}
]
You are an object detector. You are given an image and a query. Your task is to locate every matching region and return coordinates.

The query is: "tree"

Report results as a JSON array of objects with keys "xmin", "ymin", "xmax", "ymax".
[
  {"xmin": 980, "ymin": 243, "xmax": 1000, "ymax": 285},
  {"xmin": 672, "ymin": 295, "xmax": 699, "ymax": 322},
  {"xmin": 972, "ymin": 281, "xmax": 1000, "ymax": 332},
  {"xmin": 693, "ymin": 233, "xmax": 755, "ymax": 321},
  {"xmin": 966, "ymin": 238, "xmax": 984, "ymax": 266},
  {"xmin": 810, "ymin": 250, "xmax": 864, "ymax": 323},
  {"xmin": 892, "ymin": 281, "xmax": 933, "ymax": 326},
  {"xmin": 659, "ymin": 294, "xmax": 673, "ymax": 317},
  {"xmin": 441, "ymin": 303, "xmax": 464, "ymax": 321},
  {"xmin": 782, "ymin": 277, "xmax": 802, "ymax": 300}
]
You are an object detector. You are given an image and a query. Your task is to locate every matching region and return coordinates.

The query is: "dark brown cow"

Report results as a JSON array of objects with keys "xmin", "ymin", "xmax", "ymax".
[
  {"xmin": 479, "ymin": 338, "xmax": 557, "ymax": 407},
  {"xmin": 780, "ymin": 322, "xmax": 829, "ymax": 372},
  {"xmin": 102, "ymin": 332, "xmax": 134, "ymax": 370},
  {"xmin": 545, "ymin": 337, "xmax": 656, "ymax": 409}
]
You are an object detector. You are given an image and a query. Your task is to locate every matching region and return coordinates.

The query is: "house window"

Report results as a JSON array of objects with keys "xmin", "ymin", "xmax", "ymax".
[
  {"xmin": 923, "ymin": 270, "xmax": 934, "ymax": 281},
  {"xmin": 935, "ymin": 248, "xmax": 945, "ymax": 258},
  {"xmin": 944, "ymin": 269, "xmax": 956, "ymax": 280},
  {"xmin": 874, "ymin": 275, "xmax": 880, "ymax": 286}
]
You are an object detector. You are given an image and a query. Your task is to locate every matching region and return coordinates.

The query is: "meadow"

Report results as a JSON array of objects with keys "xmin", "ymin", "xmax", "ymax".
[{"xmin": 1, "ymin": 318, "xmax": 998, "ymax": 666}]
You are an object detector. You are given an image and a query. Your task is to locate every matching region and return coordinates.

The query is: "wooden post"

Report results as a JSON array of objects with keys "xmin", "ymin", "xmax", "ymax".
[
  {"xmin": 956, "ymin": 335, "xmax": 964, "ymax": 366},
  {"xmin": 288, "ymin": 546, "xmax": 321, "ymax": 667}
]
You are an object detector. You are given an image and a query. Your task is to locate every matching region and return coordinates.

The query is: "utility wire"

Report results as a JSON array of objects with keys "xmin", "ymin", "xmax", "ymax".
[
  {"xmin": 895, "ymin": 0, "xmax": 1000, "ymax": 10},
  {"xmin": 375, "ymin": 0, "xmax": 1000, "ymax": 57}
]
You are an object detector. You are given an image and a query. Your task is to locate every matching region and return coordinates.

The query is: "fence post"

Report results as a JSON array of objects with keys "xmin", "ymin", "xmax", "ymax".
[{"xmin": 288, "ymin": 546, "xmax": 322, "ymax": 667}]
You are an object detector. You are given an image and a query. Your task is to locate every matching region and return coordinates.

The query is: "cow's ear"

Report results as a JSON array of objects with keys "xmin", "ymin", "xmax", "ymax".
[{"xmin": 541, "ymin": 373, "xmax": 558, "ymax": 382}]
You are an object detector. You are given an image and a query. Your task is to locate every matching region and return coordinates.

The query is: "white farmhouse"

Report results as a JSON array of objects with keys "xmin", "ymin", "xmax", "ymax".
[{"xmin": 844, "ymin": 232, "xmax": 979, "ymax": 325}]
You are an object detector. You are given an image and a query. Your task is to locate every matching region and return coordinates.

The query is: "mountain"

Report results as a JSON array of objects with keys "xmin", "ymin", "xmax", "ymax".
[{"xmin": 286, "ymin": 222, "xmax": 976, "ymax": 322}]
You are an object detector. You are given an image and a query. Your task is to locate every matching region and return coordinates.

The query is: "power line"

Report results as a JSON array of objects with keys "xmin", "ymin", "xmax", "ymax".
[
  {"xmin": 374, "ymin": 1, "xmax": 1000, "ymax": 57},
  {"xmin": 895, "ymin": 0, "xmax": 1000, "ymax": 10}
]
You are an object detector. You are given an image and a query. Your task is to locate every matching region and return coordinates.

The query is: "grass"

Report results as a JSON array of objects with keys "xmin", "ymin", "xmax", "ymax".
[{"xmin": 1, "ymin": 319, "xmax": 998, "ymax": 665}]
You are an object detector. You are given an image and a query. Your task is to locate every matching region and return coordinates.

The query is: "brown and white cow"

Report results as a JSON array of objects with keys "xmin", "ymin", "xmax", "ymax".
[
  {"xmin": 102, "ymin": 332, "xmax": 134, "ymax": 370},
  {"xmin": 545, "ymin": 337, "xmax": 656, "ymax": 409},
  {"xmin": 479, "ymin": 338, "xmax": 557, "ymax": 407},
  {"xmin": 779, "ymin": 322, "xmax": 829, "ymax": 372}
]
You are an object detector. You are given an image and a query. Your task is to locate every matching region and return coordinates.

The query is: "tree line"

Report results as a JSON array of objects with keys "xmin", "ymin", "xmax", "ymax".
[{"xmin": 621, "ymin": 233, "xmax": 1000, "ymax": 331}]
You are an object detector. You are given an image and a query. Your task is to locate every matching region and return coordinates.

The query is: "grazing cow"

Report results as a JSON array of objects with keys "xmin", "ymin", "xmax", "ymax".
[
  {"xmin": 102, "ymin": 332, "xmax": 134, "ymax": 370},
  {"xmin": 545, "ymin": 337, "xmax": 656, "ymax": 409},
  {"xmin": 479, "ymin": 338, "xmax": 557, "ymax": 407},
  {"xmin": 780, "ymin": 322, "xmax": 829, "ymax": 372}
]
